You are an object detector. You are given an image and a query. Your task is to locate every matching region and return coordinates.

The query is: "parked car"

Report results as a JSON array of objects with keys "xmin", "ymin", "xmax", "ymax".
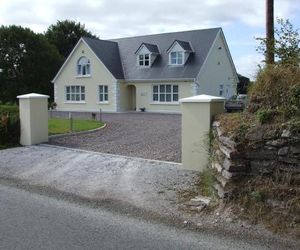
[{"xmin": 225, "ymin": 94, "xmax": 248, "ymax": 112}]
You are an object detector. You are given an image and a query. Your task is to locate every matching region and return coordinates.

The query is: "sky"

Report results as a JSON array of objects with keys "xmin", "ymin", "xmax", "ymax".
[{"xmin": 1, "ymin": 0, "xmax": 299, "ymax": 80}]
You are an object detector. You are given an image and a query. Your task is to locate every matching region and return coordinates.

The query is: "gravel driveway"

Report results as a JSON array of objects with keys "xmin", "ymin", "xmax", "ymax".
[{"xmin": 49, "ymin": 112, "xmax": 181, "ymax": 162}]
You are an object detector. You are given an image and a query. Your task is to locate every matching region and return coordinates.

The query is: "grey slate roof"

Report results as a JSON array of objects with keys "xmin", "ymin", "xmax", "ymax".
[
  {"xmin": 84, "ymin": 28, "xmax": 221, "ymax": 80},
  {"xmin": 135, "ymin": 43, "xmax": 160, "ymax": 54},
  {"xmin": 166, "ymin": 40, "xmax": 193, "ymax": 52},
  {"xmin": 83, "ymin": 37, "xmax": 124, "ymax": 79}
]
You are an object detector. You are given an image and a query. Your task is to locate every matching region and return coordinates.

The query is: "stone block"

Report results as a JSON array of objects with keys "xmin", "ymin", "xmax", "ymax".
[
  {"xmin": 278, "ymin": 147, "xmax": 289, "ymax": 156},
  {"xmin": 218, "ymin": 142, "xmax": 240, "ymax": 159},
  {"xmin": 281, "ymin": 129, "xmax": 291, "ymax": 138},
  {"xmin": 212, "ymin": 161, "xmax": 223, "ymax": 173},
  {"xmin": 290, "ymin": 146, "xmax": 300, "ymax": 155},
  {"xmin": 223, "ymin": 158, "xmax": 247, "ymax": 172},
  {"xmin": 250, "ymin": 160, "xmax": 276, "ymax": 174},
  {"xmin": 245, "ymin": 126, "xmax": 264, "ymax": 141},
  {"xmin": 245, "ymin": 148, "xmax": 277, "ymax": 160},
  {"xmin": 222, "ymin": 169, "xmax": 242, "ymax": 180},
  {"xmin": 219, "ymin": 135, "xmax": 237, "ymax": 150},
  {"xmin": 266, "ymin": 139, "xmax": 287, "ymax": 147}
]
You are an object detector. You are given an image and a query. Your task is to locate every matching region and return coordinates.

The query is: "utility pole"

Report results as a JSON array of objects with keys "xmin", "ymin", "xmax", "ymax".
[{"xmin": 266, "ymin": 0, "xmax": 274, "ymax": 64}]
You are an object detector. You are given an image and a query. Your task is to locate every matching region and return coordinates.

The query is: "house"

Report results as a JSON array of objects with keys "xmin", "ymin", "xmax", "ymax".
[{"xmin": 52, "ymin": 28, "xmax": 238, "ymax": 113}]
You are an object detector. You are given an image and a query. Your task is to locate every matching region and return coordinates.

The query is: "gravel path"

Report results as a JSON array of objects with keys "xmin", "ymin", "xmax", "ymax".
[{"xmin": 48, "ymin": 112, "xmax": 181, "ymax": 162}]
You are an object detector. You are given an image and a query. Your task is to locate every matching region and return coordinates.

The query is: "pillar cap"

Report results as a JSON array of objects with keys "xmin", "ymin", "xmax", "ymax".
[
  {"xmin": 17, "ymin": 93, "xmax": 49, "ymax": 99},
  {"xmin": 180, "ymin": 94, "xmax": 225, "ymax": 103}
]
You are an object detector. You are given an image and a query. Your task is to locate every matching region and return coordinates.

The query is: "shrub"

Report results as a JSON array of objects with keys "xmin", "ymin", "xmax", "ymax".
[
  {"xmin": 0, "ymin": 105, "xmax": 20, "ymax": 148},
  {"xmin": 249, "ymin": 65, "xmax": 300, "ymax": 121}
]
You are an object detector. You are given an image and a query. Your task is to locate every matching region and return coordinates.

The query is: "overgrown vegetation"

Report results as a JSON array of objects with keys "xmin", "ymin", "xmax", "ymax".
[{"xmin": 0, "ymin": 104, "xmax": 20, "ymax": 149}]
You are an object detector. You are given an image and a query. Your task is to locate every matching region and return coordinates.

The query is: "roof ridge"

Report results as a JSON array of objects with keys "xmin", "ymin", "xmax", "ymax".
[{"xmin": 109, "ymin": 27, "xmax": 221, "ymax": 41}]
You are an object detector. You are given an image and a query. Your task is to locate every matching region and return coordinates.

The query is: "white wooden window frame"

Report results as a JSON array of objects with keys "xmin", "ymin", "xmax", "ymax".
[
  {"xmin": 65, "ymin": 85, "xmax": 85, "ymax": 102},
  {"xmin": 169, "ymin": 51, "xmax": 184, "ymax": 65},
  {"xmin": 99, "ymin": 85, "xmax": 109, "ymax": 103},
  {"xmin": 152, "ymin": 84, "xmax": 179, "ymax": 103},
  {"xmin": 138, "ymin": 53, "xmax": 150, "ymax": 67},
  {"xmin": 77, "ymin": 56, "xmax": 91, "ymax": 76}
]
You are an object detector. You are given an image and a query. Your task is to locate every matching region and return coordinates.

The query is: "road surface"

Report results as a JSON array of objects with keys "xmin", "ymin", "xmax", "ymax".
[{"xmin": 0, "ymin": 184, "xmax": 297, "ymax": 250}]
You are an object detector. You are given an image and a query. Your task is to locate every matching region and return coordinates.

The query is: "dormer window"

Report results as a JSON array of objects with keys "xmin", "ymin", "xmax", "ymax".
[
  {"xmin": 170, "ymin": 51, "xmax": 183, "ymax": 65},
  {"xmin": 139, "ymin": 54, "xmax": 150, "ymax": 67},
  {"xmin": 77, "ymin": 56, "xmax": 90, "ymax": 76},
  {"xmin": 167, "ymin": 40, "xmax": 193, "ymax": 66},
  {"xmin": 135, "ymin": 43, "xmax": 159, "ymax": 68}
]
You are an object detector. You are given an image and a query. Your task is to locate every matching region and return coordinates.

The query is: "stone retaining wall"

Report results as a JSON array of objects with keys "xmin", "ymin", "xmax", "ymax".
[{"xmin": 211, "ymin": 121, "xmax": 300, "ymax": 198}]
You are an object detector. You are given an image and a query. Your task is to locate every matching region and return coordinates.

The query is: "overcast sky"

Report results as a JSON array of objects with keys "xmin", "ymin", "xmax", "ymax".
[{"xmin": 1, "ymin": 0, "xmax": 299, "ymax": 79}]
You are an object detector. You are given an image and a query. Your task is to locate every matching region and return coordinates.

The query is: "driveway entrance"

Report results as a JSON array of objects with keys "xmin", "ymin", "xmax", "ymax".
[{"xmin": 49, "ymin": 112, "xmax": 181, "ymax": 162}]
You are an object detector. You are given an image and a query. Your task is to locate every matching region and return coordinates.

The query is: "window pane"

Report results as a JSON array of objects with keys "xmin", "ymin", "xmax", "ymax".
[
  {"xmin": 86, "ymin": 64, "xmax": 90, "ymax": 74},
  {"xmin": 145, "ymin": 54, "xmax": 149, "ymax": 59},
  {"xmin": 100, "ymin": 94, "xmax": 103, "ymax": 102},
  {"xmin": 81, "ymin": 94, "xmax": 85, "ymax": 101},
  {"xmin": 173, "ymin": 94, "xmax": 178, "ymax": 101},
  {"xmin": 177, "ymin": 52, "xmax": 183, "ymax": 59},
  {"xmin": 81, "ymin": 86, "xmax": 85, "ymax": 93},
  {"xmin": 166, "ymin": 85, "xmax": 171, "ymax": 93},
  {"xmin": 66, "ymin": 86, "xmax": 70, "ymax": 93},
  {"xmin": 82, "ymin": 66, "xmax": 86, "ymax": 75},
  {"xmin": 160, "ymin": 94, "xmax": 165, "ymax": 102},
  {"xmin": 153, "ymin": 93, "xmax": 158, "ymax": 101},
  {"xmin": 104, "ymin": 94, "xmax": 108, "ymax": 101},
  {"xmin": 160, "ymin": 85, "xmax": 165, "ymax": 93},
  {"xmin": 145, "ymin": 60, "xmax": 149, "ymax": 66},
  {"xmin": 139, "ymin": 60, "xmax": 143, "ymax": 66},
  {"xmin": 104, "ymin": 86, "xmax": 108, "ymax": 93},
  {"xmin": 153, "ymin": 85, "xmax": 158, "ymax": 93},
  {"xmin": 166, "ymin": 94, "xmax": 171, "ymax": 102},
  {"xmin": 171, "ymin": 58, "xmax": 176, "ymax": 64},
  {"xmin": 71, "ymin": 94, "xmax": 75, "ymax": 101},
  {"xmin": 76, "ymin": 86, "xmax": 80, "ymax": 92},
  {"xmin": 99, "ymin": 85, "xmax": 103, "ymax": 93},
  {"xmin": 77, "ymin": 65, "xmax": 81, "ymax": 75},
  {"xmin": 177, "ymin": 57, "xmax": 183, "ymax": 64},
  {"xmin": 66, "ymin": 94, "xmax": 70, "ymax": 101},
  {"xmin": 171, "ymin": 52, "xmax": 176, "ymax": 59},
  {"xmin": 76, "ymin": 94, "xmax": 80, "ymax": 101},
  {"xmin": 139, "ymin": 55, "xmax": 144, "ymax": 60},
  {"xmin": 173, "ymin": 85, "xmax": 178, "ymax": 93},
  {"xmin": 71, "ymin": 86, "xmax": 75, "ymax": 92}
]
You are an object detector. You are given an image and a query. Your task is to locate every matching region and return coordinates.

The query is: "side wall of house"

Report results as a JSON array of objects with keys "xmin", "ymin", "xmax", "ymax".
[
  {"xmin": 54, "ymin": 41, "xmax": 118, "ymax": 112},
  {"xmin": 196, "ymin": 33, "xmax": 237, "ymax": 99}
]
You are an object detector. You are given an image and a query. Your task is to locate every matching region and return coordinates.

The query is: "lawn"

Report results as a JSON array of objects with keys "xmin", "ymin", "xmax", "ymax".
[{"xmin": 49, "ymin": 118, "xmax": 104, "ymax": 135}]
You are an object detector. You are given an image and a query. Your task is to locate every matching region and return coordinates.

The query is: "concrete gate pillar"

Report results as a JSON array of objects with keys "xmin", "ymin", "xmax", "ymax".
[
  {"xmin": 17, "ymin": 93, "xmax": 49, "ymax": 146},
  {"xmin": 180, "ymin": 94, "xmax": 225, "ymax": 171}
]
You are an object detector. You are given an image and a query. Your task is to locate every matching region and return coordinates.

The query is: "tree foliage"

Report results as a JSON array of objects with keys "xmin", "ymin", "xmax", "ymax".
[
  {"xmin": 0, "ymin": 25, "xmax": 63, "ymax": 102},
  {"xmin": 45, "ymin": 20, "xmax": 97, "ymax": 58},
  {"xmin": 257, "ymin": 18, "xmax": 300, "ymax": 65}
]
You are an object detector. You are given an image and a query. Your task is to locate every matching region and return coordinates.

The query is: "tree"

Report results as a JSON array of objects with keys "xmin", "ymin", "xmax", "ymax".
[
  {"xmin": 257, "ymin": 18, "xmax": 300, "ymax": 65},
  {"xmin": 45, "ymin": 20, "xmax": 97, "ymax": 58},
  {"xmin": 0, "ymin": 25, "xmax": 63, "ymax": 102}
]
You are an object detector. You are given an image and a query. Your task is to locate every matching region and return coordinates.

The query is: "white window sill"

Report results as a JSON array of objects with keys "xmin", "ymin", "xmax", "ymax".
[
  {"xmin": 64, "ymin": 101, "xmax": 86, "ymax": 104},
  {"xmin": 168, "ymin": 64, "xmax": 184, "ymax": 67},
  {"xmin": 98, "ymin": 102, "xmax": 109, "ymax": 105},
  {"xmin": 150, "ymin": 102, "xmax": 180, "ymax": 105},
  {"xmin": 76, "ymin": 75, "xmax": 91, "ymax": 78}
]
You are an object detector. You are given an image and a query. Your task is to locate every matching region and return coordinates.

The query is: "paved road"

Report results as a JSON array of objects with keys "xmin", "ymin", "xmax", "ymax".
[
  {"xmin": 49, "ymin": 112, "xmax": 181, "ymax": 162},
  {"xmin": 1, "ymin": 184, "xmax": 294, "ymax": 250}
]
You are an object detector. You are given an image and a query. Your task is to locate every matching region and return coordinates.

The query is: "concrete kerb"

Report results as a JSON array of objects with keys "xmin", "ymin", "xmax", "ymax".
[
  {"xmin": 41, "ymin": 143, "xmax": 183, "ymax": 166},
  {"xmin": 48, "ymin": 123, "xmax": 107, "ymax": 139}
]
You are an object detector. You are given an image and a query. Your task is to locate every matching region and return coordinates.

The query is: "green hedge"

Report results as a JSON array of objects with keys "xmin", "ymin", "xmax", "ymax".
[{"xmin": 0, "ymin": 105, "xmax": 20, "ymax": 148}]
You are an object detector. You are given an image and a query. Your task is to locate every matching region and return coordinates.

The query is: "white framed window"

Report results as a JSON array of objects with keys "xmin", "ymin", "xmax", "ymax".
[
  {"xmin": 170, "ymin": 51, "xmax": 183, "ymax": 65},
  {"xmin": 219, "ymin": 84, "xmax": 224, "ymax": 96},
  {"xmin": 66, "ymin": 85, "xmax": 85, "ymax": 101},
  {"xmin": 77, "ymin": 56, "xmax": 90, "ymax": 76},
  {"xmin": 99, "ymin": 85, "xmax": 108, "ymax": 102},
  {"xmin": 153, "ymin": 84, "xmax": 179, "ymax": 102},
  {"xmin": 138, "ymin": 54, "xmax": 150, "ymax": 67}
]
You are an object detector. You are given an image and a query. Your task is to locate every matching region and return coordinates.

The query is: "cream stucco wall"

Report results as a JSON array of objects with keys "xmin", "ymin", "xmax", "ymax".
[
  {"xmin": 54, "ymin": 40, "xmax": 118, "ymax": 112},
  {"xmin": 18, "ymin": 94, "xmax": 49, "ymax": 145},
  {"xmin": 124, "ymin": 81, "xmax": 195, "ymax": 113},
  {"xmin": 180, "ymin": 95, "xmax": 225, "ymax": 171},
  {"xmin": 197, "ymin": 33, "xmax": 237, "ymax": 99}
]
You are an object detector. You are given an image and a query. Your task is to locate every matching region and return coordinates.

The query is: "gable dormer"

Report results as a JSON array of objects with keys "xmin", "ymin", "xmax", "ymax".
[
  {"xmin": 167, "ymin": 40, "xmax": 193, "ymax": 66},
  {"xmin": 135, "ymin": 43, "xmax": 159, "ymax": 67}
]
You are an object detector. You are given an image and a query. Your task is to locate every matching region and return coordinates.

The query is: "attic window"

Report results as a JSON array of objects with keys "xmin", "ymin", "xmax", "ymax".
[
  {"xmin": 139, "ymin": 54, "xmax": 150, "ymax": 67},
  {"xmin": 170, "ymin": 51, "xmax": 183, "ymax": 65},
  {"xmin": 77, "ymin": 56, "xmax": 90, "ymax": 76}
]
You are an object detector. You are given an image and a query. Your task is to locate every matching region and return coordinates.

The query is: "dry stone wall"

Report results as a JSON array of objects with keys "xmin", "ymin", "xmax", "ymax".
[{"xmin": 211, "ymin": 121, "xmax": 300, "ymax": 199}]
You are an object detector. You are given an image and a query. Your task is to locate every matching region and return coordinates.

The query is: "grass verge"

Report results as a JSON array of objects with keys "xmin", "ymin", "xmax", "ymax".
[{"xmin": 49, "ymin": 118, "xmax": 104, "ymax": 135}]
